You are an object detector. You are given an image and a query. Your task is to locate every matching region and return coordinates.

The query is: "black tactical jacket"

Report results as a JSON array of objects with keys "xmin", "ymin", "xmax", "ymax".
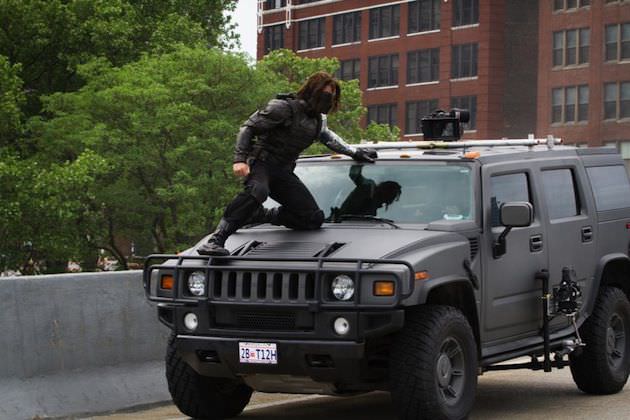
[{"xmin": 233, "ymin": 94, "xmax": 356, "ymax": 164}]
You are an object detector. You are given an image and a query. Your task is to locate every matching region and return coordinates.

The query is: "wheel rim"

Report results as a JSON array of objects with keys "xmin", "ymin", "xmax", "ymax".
[
  {"xmin": 435, "ymin": 337, "xmax": 466, "ymax": 406},
  {"xmin": 606, "ymin": 313, "xmax": 626, "ymax": 370}
]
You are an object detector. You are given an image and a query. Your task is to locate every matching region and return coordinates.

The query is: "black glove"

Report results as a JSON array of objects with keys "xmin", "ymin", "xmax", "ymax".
[{"xmin": 352, "ymin": 148, "xmax": 377, "ymax": 163}]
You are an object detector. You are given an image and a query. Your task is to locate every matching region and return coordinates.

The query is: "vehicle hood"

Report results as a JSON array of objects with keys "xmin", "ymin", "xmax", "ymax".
[{"xmin": 190, "ymin": 224, "xmax": 461, "ymax": 260}]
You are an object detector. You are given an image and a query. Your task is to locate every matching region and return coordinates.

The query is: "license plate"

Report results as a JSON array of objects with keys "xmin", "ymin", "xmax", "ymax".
[{"xmin": 239, "ymin": 342, "xmax": 278, "ymax": 364}]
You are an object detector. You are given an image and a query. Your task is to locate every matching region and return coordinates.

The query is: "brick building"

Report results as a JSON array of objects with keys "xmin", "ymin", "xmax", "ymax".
[
  {"xmin": 537, "ymin": 0, "xmax": 630, "ymax": 168},
  {"xmin": 257, "ymin": 0, "xmax": 539, "ymax": 140},
  {"xmin": 256, "ymin": 0, "xmax": 628, "ymax": 160}
]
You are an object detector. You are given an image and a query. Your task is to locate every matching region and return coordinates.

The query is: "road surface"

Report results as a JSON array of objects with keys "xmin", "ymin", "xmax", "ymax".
[{"xmin": 88, "ymin": 365, "xmax": 630, "ymax": 419}]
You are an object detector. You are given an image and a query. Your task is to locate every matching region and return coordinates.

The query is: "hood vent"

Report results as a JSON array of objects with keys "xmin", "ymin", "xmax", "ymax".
[
  {"xmin": 244, "ymin": 241, "xmax": 331, "ymax": 258},
  {"xmin": 317, "ymin": 242, "xmax": 346, "ymax": 257}
]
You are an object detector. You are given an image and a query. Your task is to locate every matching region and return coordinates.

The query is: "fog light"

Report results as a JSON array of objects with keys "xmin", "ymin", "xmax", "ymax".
[
  {"xmin": 333, "ymin": 317, "xmax": 350, "ymax": 336},
  {"xmin": 184, "ymin": 313, "xmax": 198, "ymax": 331},
  {"xmin": 188, "ymin": 271, "xmax": 207, "ymax": 296},
  {"xmin": 331, "ymin": 275, "xmax": 355, "ymax": 301}
]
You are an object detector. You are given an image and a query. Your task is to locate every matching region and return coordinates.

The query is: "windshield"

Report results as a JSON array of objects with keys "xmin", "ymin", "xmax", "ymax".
[{"xmin": 265, "ymin": 162, "xmax": 475, "ymax": 224}]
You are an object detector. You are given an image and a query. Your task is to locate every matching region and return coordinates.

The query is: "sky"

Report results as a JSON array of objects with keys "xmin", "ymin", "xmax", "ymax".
[{"xmin": 228, "ymin": 1, "xmax": 258, "ymax": 59}]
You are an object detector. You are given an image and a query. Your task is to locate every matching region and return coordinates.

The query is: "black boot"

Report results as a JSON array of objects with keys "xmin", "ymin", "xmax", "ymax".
[{"xmin": 198, "ymin": 219, "xmax": 237, "ymax": 256}]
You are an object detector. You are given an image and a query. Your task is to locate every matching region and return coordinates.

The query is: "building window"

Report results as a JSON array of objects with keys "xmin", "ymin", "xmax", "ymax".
[
  {"xmin": 604, "ymin": 81, "xmax": 630, "ymax": 120},
  {"xmin": 333, "ymin": 12, "xmax": 361, "ymax": 45},
  {"xmin": 551, "ymin": 85, "xmax": 589, "ymax": 124},
  {"xmin": 264, "ymin": 24, "xmax": 284, "ymax": 53},
  {"xmin": 299, "ymin": 0, "xmax": 322, "ymax": 4},
  {"xmin": 406, "ymin": 99, "xmax": 439, "ymax": 134},
  {"xmin": 450, "ymin": 96, "xmax": 477, "ymax": 129},
  {"xmin": 553, "ymin": 0, "xmax": 590, "ymax": 11},
  {"xmin": 605, "ymin": 23, "xmax": 630, "ymax": 62},
  {"xmin": 407, "ymin": 49, "xmax": 439, "ymax": 84},
  {"xmin": 451, "ymin": 43, "xmax": 478, "ymax": 79},
  {"xmin": 452, "ymin": 0, "xmax": 479, "ymax": 27},
  {"xmin": 368, "ymin": 54, "xmax": 399, "ymax": 88},
  {"xmin": 368, "ymin": 104, "xmax": 398, "ymax": 128},
  {"xmin": 369, "ymin": 5, "xmax": 400, "ymax": 39},
  {"xmin": 552, "ymin": 29, "xmax": 589, "ymax": 67},
  {"xmin": 408, "ymin": 0, "xmax": 440, "ymax": 33},
  {"xmin": 298, "ymin": 17, "xmax": 325, "ymax": 50},
  {"xmin": 336, "ymin": 59, "xmax": 360, "ymax": 81},
  {"xmin": 266, "ymin": 0, "xmax": 286, "ymax": 9}
]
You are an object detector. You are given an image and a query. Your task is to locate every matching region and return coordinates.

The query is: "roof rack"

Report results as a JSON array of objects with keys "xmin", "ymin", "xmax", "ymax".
[{"xmin": 361, "ymin": 135, "xmax": 562, "ymax": 151}]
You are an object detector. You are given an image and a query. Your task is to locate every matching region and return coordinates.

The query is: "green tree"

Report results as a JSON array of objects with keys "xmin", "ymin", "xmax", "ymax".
[
  {"xmin": 0, "ymin": 150, "xmax": 109, "ymax": 273},
  {"xmin": 25, "ymin": 46, "xmax": 282, "ymax": 269},
  {"xmin": 0, "ymin": 0, "xmax": 237, "ymax": 117},
  {"xmin": 0, "ymin": 56, "xmax": 24, "ymax": 147}
]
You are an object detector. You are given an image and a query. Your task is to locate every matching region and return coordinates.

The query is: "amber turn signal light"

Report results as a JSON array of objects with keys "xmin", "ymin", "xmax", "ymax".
[
  {"xmin": 374, "ymin": 281, "xmax": 395, "ymax": 296},
  {"xmin": 415, "ymin": 271, "xmax": 430, "ymax": 281},
  {"xmin": 161, "ymin": 275, "xmax": 174, "ymax": 290}
]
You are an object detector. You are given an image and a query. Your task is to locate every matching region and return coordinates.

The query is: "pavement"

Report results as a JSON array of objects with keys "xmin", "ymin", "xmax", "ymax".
[{"xmin": 86, "ymin": 364, "xmax": 630, "ymax": 420}]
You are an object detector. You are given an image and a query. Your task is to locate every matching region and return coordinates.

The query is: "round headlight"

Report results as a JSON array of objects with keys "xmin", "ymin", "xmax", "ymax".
[
  {"xmin": 331, "ymin": 275, "xmax": 355, "ymax": 301},
  {"xmin": 188, "ymin": 271, "xmax": 207, "ymax": 296}
]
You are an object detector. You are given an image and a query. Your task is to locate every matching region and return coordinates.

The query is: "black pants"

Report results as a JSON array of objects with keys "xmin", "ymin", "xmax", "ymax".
[{"xmin": 222, "ymin": 160, "xmax": 324, "ymax": 230}]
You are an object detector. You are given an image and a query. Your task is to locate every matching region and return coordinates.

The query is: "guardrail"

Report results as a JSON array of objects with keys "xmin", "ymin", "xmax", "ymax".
[{"xmin": 0, "ymin": 271, "xmax": 170, "ymax": 419}]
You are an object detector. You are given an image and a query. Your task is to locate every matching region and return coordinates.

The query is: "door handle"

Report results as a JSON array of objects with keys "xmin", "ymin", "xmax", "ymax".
[
  {"xmin": 582, "ymin": 226, "xmax": 593, "ymax": 242},
  {"xmin": 530, "ymin": 234, "xmax": 543, "ymax": 252}
]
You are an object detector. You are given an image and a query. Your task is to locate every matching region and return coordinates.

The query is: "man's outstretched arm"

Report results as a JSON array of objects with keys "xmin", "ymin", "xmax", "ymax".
[{"xmin": 318, "ymin": 116, "xmax": 376, "ymax": 163}]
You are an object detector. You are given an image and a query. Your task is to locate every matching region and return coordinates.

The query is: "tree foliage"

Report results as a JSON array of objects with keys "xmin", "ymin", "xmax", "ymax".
[
  {"xmin": 0, "ymin": 56, "xmax": 24, "ymax": 147},
  {"xmin": 20, "ymin": 47, "xmax": 282, "ymax": 267},
  {"xmin": 0, "ymin": 0, "xmax": 238, "ymax": 116}
]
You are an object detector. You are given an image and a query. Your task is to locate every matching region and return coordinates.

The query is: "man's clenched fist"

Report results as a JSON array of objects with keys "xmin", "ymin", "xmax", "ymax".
[{"xmin": 233, "ymin": 162, "xmax": 250, "ymax": 177}]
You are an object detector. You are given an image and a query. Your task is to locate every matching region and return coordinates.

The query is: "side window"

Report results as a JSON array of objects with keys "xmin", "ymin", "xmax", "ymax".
[
  {"xmin": 542, "ymin": 169, "xmax": 579, "ymax": 219},
  {"xmin": 586, "ymin": 165, "xmax": 630, "ymax": 211},
  {"xmin": 490, "ymin": 173, "xmax": 531, "ymax": 227}
]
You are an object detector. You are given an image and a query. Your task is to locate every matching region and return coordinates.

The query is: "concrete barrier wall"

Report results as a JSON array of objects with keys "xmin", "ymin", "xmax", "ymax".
[{"xmin": 0, "ymin": 271, "xmax": 171, "ymax": 419}]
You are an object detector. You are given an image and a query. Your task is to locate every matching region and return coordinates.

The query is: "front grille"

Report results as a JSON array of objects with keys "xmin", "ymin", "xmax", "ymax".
[
  {"xmin": 235, "ymin": 310, "xmax": 296, "ymax": 330},
  {"xmin": 211, "ymin": 271, "xmax": 316, "ymax": 302},
  {"xmin": 213, "ymin": 307, "xmax": 314, "ymax": 331}
]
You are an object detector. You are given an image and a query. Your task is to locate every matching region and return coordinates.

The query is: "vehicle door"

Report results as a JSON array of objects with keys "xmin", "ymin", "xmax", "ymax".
[
  {"xmin": 482, "ymin": 163, "xmax": 547, "ymax": 344},
  {"xmin": 536, "ymin": 160, "xmax": 597, "ymax": 331}
]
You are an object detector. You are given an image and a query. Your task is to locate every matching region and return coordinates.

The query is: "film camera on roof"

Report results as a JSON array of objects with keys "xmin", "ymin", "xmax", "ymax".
[{"xmin": 421, "ymin": 108, "xmax": 471, "ymax": 142}]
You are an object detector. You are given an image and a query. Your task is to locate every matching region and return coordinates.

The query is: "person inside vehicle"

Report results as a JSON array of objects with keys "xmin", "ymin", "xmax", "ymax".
[
  {"xmin": 329, "ymin": 165, "xmax": 401, "ymax": 219},
  {"xmin": 198, "ymin": 71, "xmax": 377, "ymax": 256}
]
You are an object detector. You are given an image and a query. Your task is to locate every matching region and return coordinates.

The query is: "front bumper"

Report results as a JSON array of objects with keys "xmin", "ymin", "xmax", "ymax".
[{"xmin": 174, "ymin": 331, "xmax": 397, "ymax": 392}]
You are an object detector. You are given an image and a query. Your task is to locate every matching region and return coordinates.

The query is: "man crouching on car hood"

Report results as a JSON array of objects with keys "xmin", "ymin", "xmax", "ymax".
[{"xmin": 198, "ymin": 71, "xmax": 377, "ymax": 256}]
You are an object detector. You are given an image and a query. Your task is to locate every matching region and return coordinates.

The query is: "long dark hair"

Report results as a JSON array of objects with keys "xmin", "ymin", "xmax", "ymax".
[{"xmin": 296, "ymin": 71, "xmax": 341, "ymax": 113}]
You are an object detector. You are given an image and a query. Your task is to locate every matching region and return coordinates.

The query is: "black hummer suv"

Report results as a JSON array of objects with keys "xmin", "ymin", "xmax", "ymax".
[{"xmin": 144, "ymin": 125, "xmax": 630, "ymax": 419}]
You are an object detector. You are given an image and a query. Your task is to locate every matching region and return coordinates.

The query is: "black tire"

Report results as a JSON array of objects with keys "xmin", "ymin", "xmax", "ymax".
[
  {"xmin": 166, "ymin": 334, "xmax": 253, "ymax": 419},
  {"xmin": 389, "ymin": 305, "xmax": 478, "ymax": 420},
  {"xmin": 570, "ymin": 286, "xmax": 630, "ymax": 394}
]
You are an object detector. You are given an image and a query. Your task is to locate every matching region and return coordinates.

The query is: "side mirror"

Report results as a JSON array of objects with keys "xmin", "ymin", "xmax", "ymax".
[
  {"xmin": 500, "ymin": 201, "xmax": 533, "ymax": 228},
  {"xmin": 493, "ymin": 202, "xmax": 533, "ymax": 258}
]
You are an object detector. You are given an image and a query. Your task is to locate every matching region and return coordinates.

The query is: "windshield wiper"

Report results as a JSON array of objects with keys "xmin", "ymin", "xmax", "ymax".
[{"xmin": 333, "ymin": 214, "xmax": 400, "ymax": 229}]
